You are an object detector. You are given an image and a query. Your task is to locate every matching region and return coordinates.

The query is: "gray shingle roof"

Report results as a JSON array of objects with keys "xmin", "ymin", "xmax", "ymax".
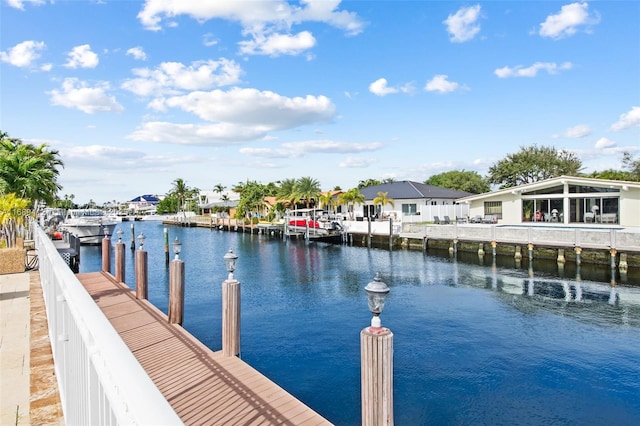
[{"xmin": 359, "ymin": 181, "xmax": 472, "ymax": 200}]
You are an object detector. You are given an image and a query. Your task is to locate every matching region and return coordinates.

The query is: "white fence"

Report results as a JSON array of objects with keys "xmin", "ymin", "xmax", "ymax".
[
  {"xmin": 401, "ymin": 223, "xmax": 640, "ymax": 251},
  {"xmin": 33, "ymin": 221, "xmax": 182, "ymax": 425}
]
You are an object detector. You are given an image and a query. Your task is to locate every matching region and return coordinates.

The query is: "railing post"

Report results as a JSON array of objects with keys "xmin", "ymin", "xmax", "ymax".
[
  {"xmin": 115, "ymin": 240, "xmax": 125, "ymax": 283},
  {"xmin": 168, "ymin": 258, "xmax": 184, "ymax": 325},
  {"xmin": 135, "ymin": 247, "xmax": 148, "ymax": 300},
  {"xmin": 101, "ymin": 235, "xmax": 111, "ymax": 273}
]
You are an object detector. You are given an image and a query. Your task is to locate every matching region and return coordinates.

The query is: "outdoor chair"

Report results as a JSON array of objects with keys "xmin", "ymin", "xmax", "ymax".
[
  {"xmin": 433, "ymin": 216, "xmax": 441, "ymax": 224},
  {"xmin": 443, "ymin": 216, "xmax": 451, "ymax": 224}
]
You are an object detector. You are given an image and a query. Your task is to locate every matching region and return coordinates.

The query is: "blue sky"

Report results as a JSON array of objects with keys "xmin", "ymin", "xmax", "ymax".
[{"xmin": 1, "ymin": 0, "xmax": 638, "ymax": 204}]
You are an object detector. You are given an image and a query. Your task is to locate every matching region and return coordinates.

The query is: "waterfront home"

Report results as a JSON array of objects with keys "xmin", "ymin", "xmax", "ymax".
[
  {"xmin": 357, "ymin": 181, "xmax": 473, "ymax": 222},
  {"xmin": 127, "ymin": 194, "xmax": 160, "ymax": 215},
  {"xmin": 456, "ymin": 176, "xmax": 640, "ymax": 227}
]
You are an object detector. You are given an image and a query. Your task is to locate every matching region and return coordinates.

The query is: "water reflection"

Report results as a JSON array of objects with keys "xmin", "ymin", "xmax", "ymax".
[{"xmin": 78, "ymin": 222, "xmax": 640, "ymax": 425}]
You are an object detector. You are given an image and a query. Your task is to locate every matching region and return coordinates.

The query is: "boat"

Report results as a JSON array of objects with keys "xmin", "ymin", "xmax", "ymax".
[
  {"xmin": 285, "ymin": 208, "xmax": 344, "ymax": 243},
  {"xmin": 59, "ymin": 209, "xmax": 118, "ymax": 245}
]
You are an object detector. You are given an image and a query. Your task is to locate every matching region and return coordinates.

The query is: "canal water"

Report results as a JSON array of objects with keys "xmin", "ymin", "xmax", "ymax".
[{"xmin": 80, "ymin": 222, "xmax": 640, "ymax": 425}]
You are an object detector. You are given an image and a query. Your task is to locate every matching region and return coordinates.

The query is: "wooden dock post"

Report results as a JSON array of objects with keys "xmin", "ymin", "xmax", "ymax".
[
  {"xmin": 222, "ymin": 249, "xmax": 240, "ymax": 357},
  {"xmin": 222, "ymin": 275, "xmax": 241, "ymax": 357},
  {"xmin": 135, "ymin": 246, "xmax": 148, "ymax": 300},
  {"xmin": 169, "ymin": 257, "xmax": 185, "ymax": 325},
  {"xmin": 101, "ymin": 234, "xmax": 111, "ymax": 273},
  {"xmin": 367, "ymin": 217, "xmax": 372, "ymax": 248},
  {"xmin": 388, "ymin": 217, "xmax": 393, "ymax": 251},
  {"xmin": 115, "ymin": 239, "xmax": 125, "ymax": 283},
  {"xmin": 130, "ymin": 223, "xmax": 135, "ymax": 250},
  {"xmin": 575, "ymin": 246, "xmax": 582, "ymax": 266},
  {"xmin": 361, "ymin": 273, "xmax": 393, "ymax": 426},
  {"xmin": 557, "ymin": 248, "xmax": 566, "ymax": 264}
]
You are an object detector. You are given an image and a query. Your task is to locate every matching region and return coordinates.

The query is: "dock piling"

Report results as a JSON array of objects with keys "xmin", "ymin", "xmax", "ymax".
[
  {"xmin": 101, "ymin": 235, "xmax": 111, "ymax": 273},
  {"xmin": 135, "ymin": 247, "xmax": 148, "ymax": 300},
  {"xmin": 168, "ymin": 258, "xmax": 184, "ymax": 325}
]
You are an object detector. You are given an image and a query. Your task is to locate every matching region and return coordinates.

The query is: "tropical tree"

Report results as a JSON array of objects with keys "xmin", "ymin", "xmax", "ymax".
[
  {"xmin": 338, "ymin": 188, "xmax": 365, "ymax": 220},
  {"xmin": 372, "ymin": 191, "xmax": 394, "ymax": 217},
  {"xmin": 318, "ymin": 191, "xmax": 335, "ymax": 214},
  {"xmin": 622, "ymin": 151, "xmax": 640, "ymax": 181},
  {"xmin": 235, "ymin": 180, "xmax": 269, "ymax": 222},
  {"xmin": 276, "ymin": 178, "xmax": 299, "ymax": 208},
  {"xmin": 213, "ymin": 183, "xmax": 226, "ymax": 194},
  {"xmin": 488, "ymin": 144, "xmax": 582, "ymax": 188},
  {"xmin": 295, "ymin": 176, "xmax": 321, "ymax": 208},
  {"xmin": 0, "ymin": 131, "xmax": 64, "ymax": 204},
  {"xmin": 170, "ymin": 178, "xmax": 199, "ymax": 216},
  {"xmin": 0, "ymin": 193, "xmax": 31, "ymax": 247},
  {"xmin": 425, "ymin": 170, "xmax": 490, "ymax": 194},
  {"xmin": 358, "ymin": 178, "xmax": 382, "ymax": 189}
]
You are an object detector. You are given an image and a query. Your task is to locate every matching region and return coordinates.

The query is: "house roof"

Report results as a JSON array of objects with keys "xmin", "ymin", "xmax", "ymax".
[
  {"xmin": 359, "ymin": 181, "xmax": 473, "ymax": 201},
  {"xmin": 129, "ymin": 194, "xmax": 160, "ymax": 203},
  {"xmin": 456, "ymin": 175, "xmax": 640, "ymax": 202}
]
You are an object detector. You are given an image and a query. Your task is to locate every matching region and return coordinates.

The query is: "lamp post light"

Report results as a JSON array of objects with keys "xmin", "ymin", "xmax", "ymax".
[
  {"xmin": 137, "ymin": 232, "xmax": 145, "ymax": 250},
  {"xmin": 116, "ymin": 228, "xmax": 123, "ymax": 243},
  {"xmin": 224, "ymin": 249, "xmax": 238, "ymax": 281},
  {"xmin": 135, "ymin": 232, "xmax": 148, "ymax": 300},
  {"xmin": 103, "ymin": 226, "xmax": 110, "ymax": 239},
  {"xmin": 172, "ymin": 237, "xmax": 182, "ymax": 260},
  {"xmin": 364, "ymin": 272, "xmax": 390, "ymax": 328},
  {"xmin": 361, "ymin": 273, "xmax": 393, "ymax": 426}
]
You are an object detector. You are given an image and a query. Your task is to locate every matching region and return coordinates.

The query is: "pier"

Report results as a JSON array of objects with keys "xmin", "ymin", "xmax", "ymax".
[{"xmin": 20, "ymin": 220, "xmax": 331, "ymax": 425}]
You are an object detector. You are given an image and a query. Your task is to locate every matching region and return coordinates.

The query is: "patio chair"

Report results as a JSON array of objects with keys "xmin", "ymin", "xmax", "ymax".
[
  {"xmin": 433, "ymin": 216, "xmax": 441, "ymax": 224},
  {"xmin": 443, "ymin": 216, "xmax": 451, "ymax": 224}
]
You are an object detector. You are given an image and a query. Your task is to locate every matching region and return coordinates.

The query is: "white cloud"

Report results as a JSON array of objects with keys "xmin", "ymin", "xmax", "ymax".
[
  {"xmin": 203, "ymin": 33, "xmax": 218, "ymax": 47},
  {"xmin": 6, "ymin": 0, "xmax": 45, "ymax": 10},
  {"xmin": 494, "ymin": 61, "xmax": 572, "ymax": 78},
  {"xmin": 553, "ymin": 124, "xmax": 591, "ymax": 138},
  {"xmin": 126, "ymin": 46, "xmax": 147, "ymax": 61},
  {"xmin": 610, "ymin": 106, "xmax": 640, "ymax": 131},
  {"xmin": 238, "ymin": 31, "xmax": 316, "ymax": 56},
  {"xmin": 0, "ymin": 40, "xmax": 46, "ymax": 67},
  {"xmin": 121, "ymin": 59, "xmax": 242, "ymax": 97},
  {"xmin": 594, "ymin": 137, "xmax": 615, "ymax": 149},
  {"xmin": 48, "ymin": 78, "xmax": 124, "ymax": 114},
  {"xmin": 443, "ymin": 4, "xmax": 482, "ymax": 43},
  {"xmin": 162, "ymin": 87, "xmax": 335, "ymax": 130},
  {"xmin": 138, "ymin": 0, "xmax": 364, "ymax": 33},
  {"xmin": 240, "ymin": 140, "xmax": 382, "ymax": 159},
  {"xmin": 424, "ymin": 75, "xmax": 462, "ymax": 93},
  {"xmin": 64, "ymin": 44, "xmax": 99, "ymax": 69},
  {"xmin": 339, "ymin": 157, "xmax": 376, "ymax": 168},
  {"xmin": 538, "ymin": 2, "xmax": 600, "ymax": 40},
  {"xmin": 136, "ymin": 0, "xmax": 363, "ymax": 57},
  {"xmin": 369, "ymin": 78, "xmax": 398, "ymax": 96},
  {"xmin": 127, "ymin": 121, "xmax": 266, "ymax": 145}
]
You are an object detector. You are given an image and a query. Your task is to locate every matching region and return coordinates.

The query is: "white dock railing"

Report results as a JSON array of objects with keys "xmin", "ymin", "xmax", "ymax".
[{"xmin": 33, "ymin": 222, "xmax": 182, "ymax": 425}]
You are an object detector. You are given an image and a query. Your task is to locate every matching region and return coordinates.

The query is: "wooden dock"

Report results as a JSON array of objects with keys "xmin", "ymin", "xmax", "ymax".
[{"xmin": 76, "ymin": 271, "xmax": 332, "ymax": 426}]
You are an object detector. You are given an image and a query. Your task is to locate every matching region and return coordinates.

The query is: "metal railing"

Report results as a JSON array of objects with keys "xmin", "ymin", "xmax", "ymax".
[{"xmin": 32, "ymin": 221, "xmax": 182, "ymax": 425}]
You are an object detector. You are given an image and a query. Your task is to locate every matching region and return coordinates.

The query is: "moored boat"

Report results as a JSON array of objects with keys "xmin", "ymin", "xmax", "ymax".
[
  {"xmin": 285, "ymin": 208, "xmax": 344, "ymax": 243},
  {"xmin": 59, "ymin": 209, "xmax": 118, "ymax": 244}
]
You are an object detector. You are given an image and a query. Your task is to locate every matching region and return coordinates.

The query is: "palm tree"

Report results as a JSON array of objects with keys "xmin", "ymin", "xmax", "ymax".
[
  {"xmin": 171, "ymin": 178, "xmax": 198, "ymax": 217},
  {"xmin": 338, "ymin": 188, "xmax": 365, "ymax": 220},
  {"xmin": 372, "ymin": 191, "xmax": 394, "ymax": 218},
  {"xmin": 319, "ymin": 191, "xmax": 335, "ymax": 214},
  {"xmin": 214, "ymin": 183, "xmax": 226, "ymax": 194},
  {"xmin": 295, "ymin": 176, "xmax": 321, "ymax": 209},
  {"xmin": 276, "ymin": 178, "xmax": 298, "ymax": 208},
  {"xmin": 0, "ymin": 132, "xmax": 64, "ymax": 204}
]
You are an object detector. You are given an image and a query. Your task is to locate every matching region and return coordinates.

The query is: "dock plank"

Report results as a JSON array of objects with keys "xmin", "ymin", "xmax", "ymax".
[{"xmin": 76, "ymin": 271, "xmax": 331, "ymax": 426}]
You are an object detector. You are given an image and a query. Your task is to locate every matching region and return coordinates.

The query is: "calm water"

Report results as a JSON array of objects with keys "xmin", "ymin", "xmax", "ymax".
[{"xmin": 80, "ymin": 222, "xmax": 640, "ymax": 426}]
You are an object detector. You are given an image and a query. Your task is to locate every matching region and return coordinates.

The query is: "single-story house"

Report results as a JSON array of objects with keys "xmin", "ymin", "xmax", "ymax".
[
  {"xmin": 358, "ymin": 181, "xmax": 473, "ymax": 221},
  {"xmin": 456, "ymin": 176, "xmax": 640, "ymax": 227}
]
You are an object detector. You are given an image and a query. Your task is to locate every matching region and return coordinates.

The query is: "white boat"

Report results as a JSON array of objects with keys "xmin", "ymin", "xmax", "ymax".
[
  {"xmin": 59, "ymin": 209, "xmax": 118, "ymax": 244},
  {"xmin": 285, "ymin": 208, "xmax": 344, "ymax": 243}
]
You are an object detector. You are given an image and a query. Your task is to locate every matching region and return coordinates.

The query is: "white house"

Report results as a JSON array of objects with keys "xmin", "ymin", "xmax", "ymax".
[
  {"xmin": 358, "ymin": 181, "xmax": 473, "ymax": 222},
  {"xmin": 456, "ymin": 176, "xmax": 640, "ymax": 227}
]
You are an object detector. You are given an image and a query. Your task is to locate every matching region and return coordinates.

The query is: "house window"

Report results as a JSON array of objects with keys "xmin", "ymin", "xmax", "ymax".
[
  {"xmin": 484, "ymin": 201, "xmax": 502, "ymax": 219},
  {"xmin": 402, "ymin": 203, "xmax": 417, "ymax": 215}
]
